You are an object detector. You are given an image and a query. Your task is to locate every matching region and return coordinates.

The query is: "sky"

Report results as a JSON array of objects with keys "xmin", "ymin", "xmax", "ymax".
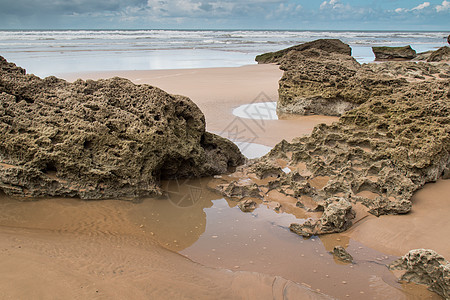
[{"xmin": 0, "ymin": 0, "xmax": 449, "ymax": 30}]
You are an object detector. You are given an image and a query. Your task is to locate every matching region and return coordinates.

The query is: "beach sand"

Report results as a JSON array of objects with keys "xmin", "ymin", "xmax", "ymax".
[{"xmin": 0, "ymin": 65, "xmax": 447, "ymax": 299}]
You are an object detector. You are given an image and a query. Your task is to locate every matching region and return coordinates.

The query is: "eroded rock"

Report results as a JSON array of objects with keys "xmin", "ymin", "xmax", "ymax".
[
  {"xmin": 255, "ymin": 39, "xmax": 351, "ymax": 64},
  {"xmin": 238, "ymin": 199, "xmax": 257, "ymax": 212},
  {"xmin": 0, "ymin": 56, "xmax": 244, "ymax": 199},
  {"xmin": 332, "ymin": 246, "xmax": 353, "ymax": 263},
  {"xmin": 389, "ymin": 249, "xmax": 450, "ymax": 299},
  {"xmin": 290, "ymin": 198, "xmax": 355, "ymax": 237},
  {"xmin": 214, "ymin": 42, "xmax": 449, "ymax": 236},
  {"xmin": 372, "ymin": 46, "xmax": 417, "ymax": 61}
]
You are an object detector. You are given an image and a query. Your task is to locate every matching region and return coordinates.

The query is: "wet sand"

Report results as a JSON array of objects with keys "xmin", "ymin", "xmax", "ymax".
[{"xmin": 1, "ymin": 65, "xmax": 448, "ymax": 299}]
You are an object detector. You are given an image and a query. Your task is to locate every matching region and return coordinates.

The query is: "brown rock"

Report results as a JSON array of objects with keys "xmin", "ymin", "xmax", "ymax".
[
  {"xmin": 333, "ymin": 246, "xmax": 353, "ymax": 263},
  {"xmin": 0, "ymin": 56, "xmax": 244, "ymax": 199},
  {"xmin": 290, "ymin": 198, "xmax": 355, "ymax": 237},
  {"xmin": 372, "ymin": 45, "xmax": 417, "ymax": 60},
  {"xmin": 428, "ymin": 46, "xmax": 450, "ymax": 62},
  {"xmin": 238, "ymin": 199, "xmax": 257, "ymax": 212},
  {"xmin": 255, "ymin": 39, "xmax": 352, "ymax": 64},
  {"xmin": 389, "ymin": 249, "xmax": 450, "ymax": 299}
]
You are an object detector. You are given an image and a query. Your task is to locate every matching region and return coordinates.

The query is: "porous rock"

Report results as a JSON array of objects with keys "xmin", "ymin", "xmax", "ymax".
[
  {"xmin": 332, "ymin": 246, "xmax": 353, "ymax": 263},
  {"xmin": 290, "ymin": 198, "xmax": 355, "ymax": 237},
  {"xmin": 372, "ymin": 45, "xmax": 417, "ymax": 60},
  {"xmin": 255, "ymin": 39, "xmax": 352, "ymax": 64},
  {"xmin": 215, "ymin": 44, "xmax": 449, "ymax": 236},
  {"xmin": 389, "ymin": 249, "xmax": 450, "ymax": 299},
  {"xmin": 0, "ymin": 56, "xmax": 244, "ymax": 199},
  {"xmin": 238, "ymin": 199, "xmax": 257, "ymax": 212},
  {"xmin": 428, "ymin": 46, "xmax": 450, "ymax": 62}
]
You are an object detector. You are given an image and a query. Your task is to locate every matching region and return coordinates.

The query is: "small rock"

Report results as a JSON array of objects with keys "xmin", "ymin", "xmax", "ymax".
[{"xmin": 332, "ymin": 246, "xmax": 353, "ymax": 263}]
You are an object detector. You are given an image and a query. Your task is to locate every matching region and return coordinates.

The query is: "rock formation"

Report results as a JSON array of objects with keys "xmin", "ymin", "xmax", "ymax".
[
  {"xmin": 0, "ymin": 56, "xmax": 244, "ymax": 200},
  {"xmin": 213, "ymin": 40, "xmax": 449, "ymax": 236},
  {"xmin": 415, "ymin": 46, "xmax": 450, "ymax": 63},
  {"xmin": 389, "ymin": 249, "xmax": 449, "ymax": 299},
  {"xmin": 428, "ymin": 46, "xmax": 450, "ymax": 62},
  {"xmin": 332, "ymin": 246, "xmax": 353, "ymax": 263},
  {"xmin": 255, "ymin": 39, "xmax": 352, "ymax": 64},
  {"xmin": 372, "ymin": 45, "xmax": 417, "ymax": 60}
]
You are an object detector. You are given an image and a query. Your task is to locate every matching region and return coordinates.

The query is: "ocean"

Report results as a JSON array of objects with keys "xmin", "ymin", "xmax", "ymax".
[{"xmin": 0, "ymin": 30, "xmax": 448, "ymax": 77}]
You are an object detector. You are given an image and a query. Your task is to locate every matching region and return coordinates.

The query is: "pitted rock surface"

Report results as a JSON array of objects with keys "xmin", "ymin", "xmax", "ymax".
[
  {"xmin": 0, "ymin": 56, "xmax": 244, "ymax": 199},
  {"xmin": 214, "ymin": 43, "xmax": 449, "ymax": 236},
  {"xmin": 389, "ymin": 249, "xmax": 450, "ymax": 299}
]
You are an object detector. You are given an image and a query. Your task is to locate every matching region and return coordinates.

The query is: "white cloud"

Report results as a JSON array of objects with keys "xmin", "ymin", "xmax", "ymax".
[
  {"xmin": 320, "ymin": 0, "xmax": 347, "ymax": 10},
  {"xmin": 395, "ymin": 1, "xmax": 431, "ymax": 13},
  {"xmin": 412, "ymin": 2, "xmax": 430, "ymax": 10},
  {"xmin": 436, "ymin": 0, "xmax": 450, "ymax": 12}
]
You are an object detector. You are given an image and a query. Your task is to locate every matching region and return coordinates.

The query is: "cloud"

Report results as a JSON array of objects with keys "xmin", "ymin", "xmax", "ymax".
[
  {"xmin": 411, "ymin": 2, "xmax": 430, "ymax": 10},
  {"xmin": 436, "ymin": 0, "xmax": 450, "ymax": 11},
  {"xmin": 320, "ymin": 0, "xmax": 346, "ymax": 10},
  {"xmin": 395, "ymin": 1, "xmax": 431, "ymax": 13}
]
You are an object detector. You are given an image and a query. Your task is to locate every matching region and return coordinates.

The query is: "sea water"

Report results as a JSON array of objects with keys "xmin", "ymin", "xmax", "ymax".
[{"xmin": 0, "ymin": 30, "xmax": 448, "ymax": 77}]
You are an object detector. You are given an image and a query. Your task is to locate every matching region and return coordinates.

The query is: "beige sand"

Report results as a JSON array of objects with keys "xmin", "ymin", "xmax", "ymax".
[{"xmin": 0, "ymin": 195, "xmax": 325, "ymax": 300}]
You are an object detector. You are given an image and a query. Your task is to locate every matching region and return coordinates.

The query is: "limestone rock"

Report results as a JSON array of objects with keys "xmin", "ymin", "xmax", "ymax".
[
  {"xmin": 332, "ymin": 246, "xmax": 353, "ymax": 263},
  {"xmin": 275, "ymin": 42, "xmax": 413, "ymax": 116},
  {"xmin": 428, "ymin": 46, "xmax": 450, "ymax": 62},
  {"xmin": 255, "ymin": 39, "xmax": 352, "ymax": 64},
  {"xmin": 0, "ymin": 56, "xmax": 244, "ymax": 199},
  {"xmin": 290, "ymin": 198, "xmax": 355, "ymax": 237},
  {"xmin": 372, "ymin": 46, "xmax": 417, "ymax": 60},
  {"xmin": 216, "ymin": 50, "xmax": 449, "ymax": 236},
  {"xmin": 216, "ymin": 180, "xmax": 262, "ymax": 200},
  {"xmin": 389, "ymin": 249, "xmax": 450, "ymax": 299},
  {"xmin": 238, "ymin": 199, "xmax": 257, "ymax": 212}
]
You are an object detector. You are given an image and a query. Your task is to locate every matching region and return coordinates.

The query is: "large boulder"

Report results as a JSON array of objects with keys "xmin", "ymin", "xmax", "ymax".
[
  {"xmin": 372, "ymin": 45, "xmax": 417, "ymax": 60},
  {"xmin": 257, "ymin": 40, "xmax": 449, "ymax": 117},
  {"xmin": 389, "ymin": 249, "xmax": 450, "ymax": 299},
  {"xmin": 255, "ymin": 39, "xmax": 352, "ymax": 64},
  {"xmin": 0, "ymin": 56, "xmax": 244, "ymax": 199}
]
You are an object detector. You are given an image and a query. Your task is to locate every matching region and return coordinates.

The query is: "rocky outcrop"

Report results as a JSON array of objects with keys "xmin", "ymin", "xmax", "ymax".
[
  {"xmin": 255, "ymin": 39, "xmax": 352, "ymax": 64},
  {"xmin": 214, "ymin": 75, "xmax": 449, "ymax": 236},
  {"xmin": 372, "ymin": 46, "xmax": 417, "ymax": 60},
  {"xmin": 428, "ymin": 46, "xmax": 450, "ymax": 62},
  {"xmin": 0, "ymin": 56, "xmax": 244, "ymax": 200},
  {"xmin": 389, "ymin": 249, "xmax": 450, "ymax": 299},
  {"xmin": 415, "ymin": 46, "xmax": 450, "ymax": 63},
  {"xmin": 271, "ymin": 40, "xmax": 431, "ymax": 116},
  {"xmin": 257, "ymin": 40, "xmax": 448, "ymax": 117}
]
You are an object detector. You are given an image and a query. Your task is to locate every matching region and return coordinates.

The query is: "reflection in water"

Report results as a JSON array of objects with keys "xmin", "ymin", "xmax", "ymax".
[
  {"xmin": 0, "ymin": 178, "xmax": 441, "ymax": 300},
  {"xmin": 129, "ymin": 178, "xmax": 439, "ymax": 300}
]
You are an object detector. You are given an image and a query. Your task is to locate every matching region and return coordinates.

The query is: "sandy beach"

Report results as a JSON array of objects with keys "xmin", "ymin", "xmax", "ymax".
[{"xmin": 1, "ymin": 64, "xmax": 448, "ymax": 299}]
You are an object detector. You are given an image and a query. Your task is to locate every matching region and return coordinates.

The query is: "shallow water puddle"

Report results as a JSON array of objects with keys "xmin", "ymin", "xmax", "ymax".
[
  {"xmin": 130, "ymin": 178, "xmax": 439, "ymax": 300},
  {"xmin": 0, "ymin": 181, "xmax": 440, "ymax": 299}
]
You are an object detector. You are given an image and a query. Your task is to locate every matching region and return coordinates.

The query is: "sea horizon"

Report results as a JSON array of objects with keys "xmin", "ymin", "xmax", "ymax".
[{"xmin": 1, "ymin": 29, "xmax": 448, "ymax": 77}]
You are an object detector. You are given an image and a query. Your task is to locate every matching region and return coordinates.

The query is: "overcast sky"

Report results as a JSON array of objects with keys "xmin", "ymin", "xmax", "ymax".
[{"xmin": 0, "ymin": 0, "xmax": 449, "ymax": 30}]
